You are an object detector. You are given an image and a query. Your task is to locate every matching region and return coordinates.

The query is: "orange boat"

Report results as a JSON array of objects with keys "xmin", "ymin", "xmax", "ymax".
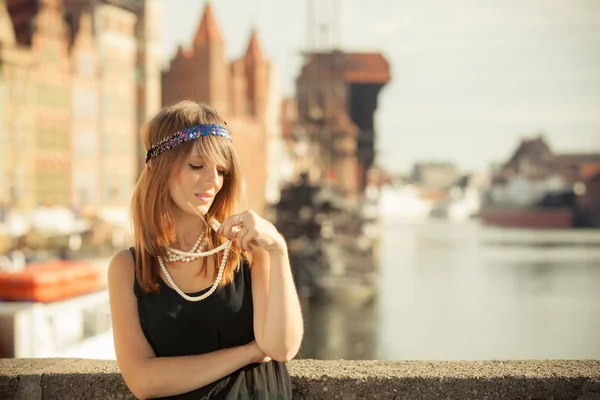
[{"xmin": 0, "ymin": 260, "xmax": 103, "ymax": 303}]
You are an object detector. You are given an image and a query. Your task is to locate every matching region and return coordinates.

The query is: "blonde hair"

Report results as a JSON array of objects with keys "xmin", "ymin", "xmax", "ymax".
[{"xmin": 131, "ymin": 101, "xmax": 243, "ymax": 293}]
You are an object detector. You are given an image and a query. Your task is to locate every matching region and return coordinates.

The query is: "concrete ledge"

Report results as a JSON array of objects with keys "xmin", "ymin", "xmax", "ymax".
[{"xmin": 0, "ymin": 358, "xmax": 599, "ymax": 399}]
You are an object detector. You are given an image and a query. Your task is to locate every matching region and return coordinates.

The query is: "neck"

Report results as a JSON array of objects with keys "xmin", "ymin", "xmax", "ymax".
[{"xmin": 171, "ymin": 207, "xmax": 206, "ymax": 250}]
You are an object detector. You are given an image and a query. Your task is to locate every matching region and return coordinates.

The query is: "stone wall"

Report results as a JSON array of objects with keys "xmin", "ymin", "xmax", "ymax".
[{"xmin": 0, "ymin": 358, "xmax": 599, "ymax": 399}]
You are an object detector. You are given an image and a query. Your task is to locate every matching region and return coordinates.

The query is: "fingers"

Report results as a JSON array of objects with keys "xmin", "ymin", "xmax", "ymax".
[
  {"xmin": 233, "ymin": 224, "xmax": 260, "ymax": 252},
  {"xmin": 217, "ymin": 210, "xmax": 267, "ymax": 252},
  {"xmin": 217, "ymin": 214, "xmax": 243, "ymax": 239},
  {"xmin": 241, "ymin": 228, "xmax": 259, "ymax": 252},
  {"xmin": 217, "ymin": 210, "xmax": 255, "ymax": 240},
  {"xmin": 235, "ymin": 226, "xmax": 248, "ymax": 250}
]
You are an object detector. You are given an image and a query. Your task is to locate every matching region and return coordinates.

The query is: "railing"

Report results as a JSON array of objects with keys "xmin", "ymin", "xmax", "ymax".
[{"xmin": 1, "ymin": 358, "xmax": 599, "ymax": 399}]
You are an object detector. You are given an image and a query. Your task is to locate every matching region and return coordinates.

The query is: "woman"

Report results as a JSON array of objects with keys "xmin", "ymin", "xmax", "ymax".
[{"xmin": 107, "ymin": 101, "xmax": 304, "ymax": 399}]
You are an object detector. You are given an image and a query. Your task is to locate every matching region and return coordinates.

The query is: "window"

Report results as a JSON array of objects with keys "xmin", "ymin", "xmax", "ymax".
[
  {"xmin": 102, "ymin": 135, "xmax": 112, "ymax": 155},
  {"xmin": 73, "ymin": 130, "xmax": 97, "ymax": 155},
  {"xmin": 54, "ymin": 88, "xmax": 68, "ymax": 107},
  {"xmin": 104, "ymin": 175, "xmax": 113, "ymax": 201},
  {"xmin": 121, "ymin": 176, "xmax": 132, "ymax": 203},
  {"xmin": 42, "ymin": 48, "xmax": 58, "ymax": 64},
  {"xmin": 13, "ymin": 116, "xmax": 25, "ymax": 148},
  {"xmin": 73, "ymin": 87, "xmax": 98, "ymax": 117},
  {"xmin": 103, "ymin": 93, "xmax": 112, "ymax": 116},
  {"xmin": 79, "ymin": 53, "xmax": 93, "ymax": 77},
  {"xmin": 37, "ymin": 85, "xmax": 68, "ymax": 107},
  {"xmin": 14, "ymin": 80, "xmax": 25, "ymax": 103}
]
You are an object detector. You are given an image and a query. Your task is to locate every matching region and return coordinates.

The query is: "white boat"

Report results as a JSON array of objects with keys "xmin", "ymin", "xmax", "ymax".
[
  {"xmin": 378, "ymin": 184, "xmax": 433, "ymax": 221},
  {"xmin": 431, "ymin": 187, "xmax": 482, "ymax": 222}
]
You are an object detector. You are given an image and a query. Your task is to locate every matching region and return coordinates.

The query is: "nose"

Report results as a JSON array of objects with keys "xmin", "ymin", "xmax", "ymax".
[{"xmin": 203, "ymin": 164, "xmax": 220, "ymax": 186}]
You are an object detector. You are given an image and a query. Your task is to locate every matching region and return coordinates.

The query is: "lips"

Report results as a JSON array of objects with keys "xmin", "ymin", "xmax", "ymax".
[{"xmin": 194, "ymin": 193, "xmax": 213, "ymax": 202}]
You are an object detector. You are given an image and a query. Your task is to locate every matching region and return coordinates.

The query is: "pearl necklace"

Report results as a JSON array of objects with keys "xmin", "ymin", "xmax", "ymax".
[
  {"xmin": 166, "ymin": 233, "xmax": 205, "ymax": 262},
  {"xmin": 159, "ymin": 219, "xmax": 232, "ymax": 302},
  {"xmin": 166, "ymin": 240, "xmax": 230, "ymax": 258},
  {"xmin": 159, "ymin": 240, "xmax": 231, "ymax": 302},
  {"xmin": 160, "ymin": 227, "xmax": 231, "ymax": 302}
]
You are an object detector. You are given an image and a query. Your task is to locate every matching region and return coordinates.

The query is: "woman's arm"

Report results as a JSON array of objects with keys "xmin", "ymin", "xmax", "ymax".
[
  {"xmin": 250, "ymin": 243, "xmax": 304, "ymax": 362},
  {"xmin": 108, "ymin": 250, "xmax": 267, "ymax": 399},
  {"xmin": 218, "ymin": 210, "xmax": 304, "ymax": 362}
]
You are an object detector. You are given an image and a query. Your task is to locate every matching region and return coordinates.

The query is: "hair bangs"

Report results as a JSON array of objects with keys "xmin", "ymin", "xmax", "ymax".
[{"xmin": 193, "ymin": 135, "xmax": 235, "ymax": 174}]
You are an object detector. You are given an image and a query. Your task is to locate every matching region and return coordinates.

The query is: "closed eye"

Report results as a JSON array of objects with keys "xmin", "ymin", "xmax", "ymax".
[{"xmin": 189, "ymin": 164, "xmax": 226, "ymax": 176}]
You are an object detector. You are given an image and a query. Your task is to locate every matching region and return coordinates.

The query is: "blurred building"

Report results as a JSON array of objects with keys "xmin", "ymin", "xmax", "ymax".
[
  {"xmin": 0, "ymin": 1, "xmax": 33, "ymax": 209},
  {"xmin": 1, "ymin": 0, "xmax": 162, "ymax": 214},
  {"xmin": 488, "ymin": 135, "xmax": 600, "ymax": 206},
  {"xmin": 93, "ymin": 2, "xmax": 138, "ymax": 209},
  {"xmin": 0, "ymin": 63, "xmax": 4, "ymax": 211},
  {"xmin": 133, "ymin": 0, "xmax": 162, "ymax": 173},
  {"xmin": 3, "ymin": 0, "xmax": 71, "ymax": 209},
  {"xmin": 70, "ymin": 11, "xmax": 100, "ymax": 212},
  {"xmin": 577, "ymin": 170, "xmax": 600, "ymax": 227},
  {"xmin": 287, "ymin": 51, "xmax": 390, "ymax": 203},
  {"xmin": 161, "ymin": 3, "xmax": 282, "ymax": 214},
  {"xmin": 410, "ymin": 162, "xmax": 461, "ymax": 192},
  {"xmin": 482, "ymin": 134, "xmax": 600, "ymax": 228}
]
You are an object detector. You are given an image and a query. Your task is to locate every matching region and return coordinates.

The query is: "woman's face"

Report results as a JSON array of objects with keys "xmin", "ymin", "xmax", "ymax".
[{"xmin": 168, "ymin": 146, "xmax": 225, "ymax": 218}]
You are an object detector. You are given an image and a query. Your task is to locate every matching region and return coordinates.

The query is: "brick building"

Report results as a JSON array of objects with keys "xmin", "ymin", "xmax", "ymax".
[
  {"xmin": 1, "ymin": 0, "xmax": 162, "ymax": 213},
  {"xmin": 93, "ymin": 2, "xmax": 138, "ymax": 208},
  {"xmin": 161, "ymin": 3, "xmax": 280, "ymax": 214},
  {"xmin": 4, "ymin": 0, "xmax": 72, "ymax": 208},
  {"xmin": 64, "ymin": 0, "xmax": 163, "ymax": 204},
  {"xmin": 70, "ymin": 10, "xmax": 100, "ymax": 210},
  {"xmin": 0, "ymin": 0, "xmax": 34, "ymax": 209}
]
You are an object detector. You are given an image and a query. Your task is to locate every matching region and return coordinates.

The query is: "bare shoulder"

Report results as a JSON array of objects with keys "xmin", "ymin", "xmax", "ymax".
[{"xmin": 108, "ymin": 248, "xmax": 135, "ymax": 285}]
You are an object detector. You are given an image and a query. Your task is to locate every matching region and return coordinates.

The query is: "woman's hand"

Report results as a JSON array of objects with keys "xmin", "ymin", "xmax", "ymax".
[
  {"xmin": 217, "ymin": 210, "xmax": 286, "ymax": 253},
  {"xmin": 246, "ymin": 341, "xmax": 272, "ymax": 363}
]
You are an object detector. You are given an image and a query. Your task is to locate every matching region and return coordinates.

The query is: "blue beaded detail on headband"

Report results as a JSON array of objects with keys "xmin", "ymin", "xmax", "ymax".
[{"xmin": 145, "ymin": 123, "xmax": 232, "ymax": 163}]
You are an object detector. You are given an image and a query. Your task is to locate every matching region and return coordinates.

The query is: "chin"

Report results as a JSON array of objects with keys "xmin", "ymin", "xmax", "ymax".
[
  {"xmin": 188, "ymin": 205, "xmax": 210, "ymax": 216},
  {"xmin": 172, "ymin": 199, "xmax": 210, "ymax": 217}
]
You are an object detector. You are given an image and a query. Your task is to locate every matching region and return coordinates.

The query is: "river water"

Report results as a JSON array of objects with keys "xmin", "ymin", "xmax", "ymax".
[
  {"xmin": 299, "ymin": 219, "xmax": 600, "ymax": 361},
  {"xmin": 48, "ymin": 218, "xmax": 600, "ymax": 362}
]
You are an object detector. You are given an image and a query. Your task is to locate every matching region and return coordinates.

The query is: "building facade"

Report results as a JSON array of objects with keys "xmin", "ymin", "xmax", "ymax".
[
  {"xmin": 291, "ymin": 51, "xmax": 390, "ymax": 202},
  {"xmin": 70, "ymin": 11, "xmax": 100, "ymax": 211},
  {"xmin": 30, "ymin": 0, "xmax": 73, "ymax": 207},
  {"xmin": 161, "ymin": 3, "xmax": 279, "ymax": 214},
  {"xmin": 94, "ymin": 2, "xmax": 138, "ymax": 207},
  {"xmin": 1, "ymin": 0, "xmax": 34, "ymax": 210},
  {"xmin": 133, "ymin": 0, "xmax": 162, "ymax": 172},
  {"xmin": 3, "ymin": 0, "xmax": 161, "ymax": 213}
]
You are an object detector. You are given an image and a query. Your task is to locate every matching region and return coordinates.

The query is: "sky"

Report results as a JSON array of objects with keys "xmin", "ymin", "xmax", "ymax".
[{"xmin": 162, "ymin": 0, "xmax": 600, "ymax": 174}]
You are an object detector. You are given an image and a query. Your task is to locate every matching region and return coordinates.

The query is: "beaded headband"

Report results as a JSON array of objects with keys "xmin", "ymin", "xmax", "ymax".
[{"xmin": 145, "ymin": 123, "xmax": 232, "ymax": 163}]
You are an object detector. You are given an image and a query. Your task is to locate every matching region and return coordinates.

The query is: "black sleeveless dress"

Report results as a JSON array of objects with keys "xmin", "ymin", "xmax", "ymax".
[{"xmin": 129, "ymin": 248, "xmax": 293, "ymax": 399}]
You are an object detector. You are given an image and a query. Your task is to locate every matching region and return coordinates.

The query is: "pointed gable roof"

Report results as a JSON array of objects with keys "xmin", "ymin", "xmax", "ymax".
[
  {"xmin": 193, "ymin": 2, "xmax": 223, "ymax": 46},
  {"xmin": 0, "ymin": 0, "xmax": 17, "ymax": 45},
  {"xmin": 6, "ymin": 0, "xmax": 39, "ymax": 46},
  {"xmin": 72, "ymin": 10, "xmax": 92, "ymax": 48},
  {"xmin": 244, "ymin": 28, "xmax": 264, "ymax": 64}
]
